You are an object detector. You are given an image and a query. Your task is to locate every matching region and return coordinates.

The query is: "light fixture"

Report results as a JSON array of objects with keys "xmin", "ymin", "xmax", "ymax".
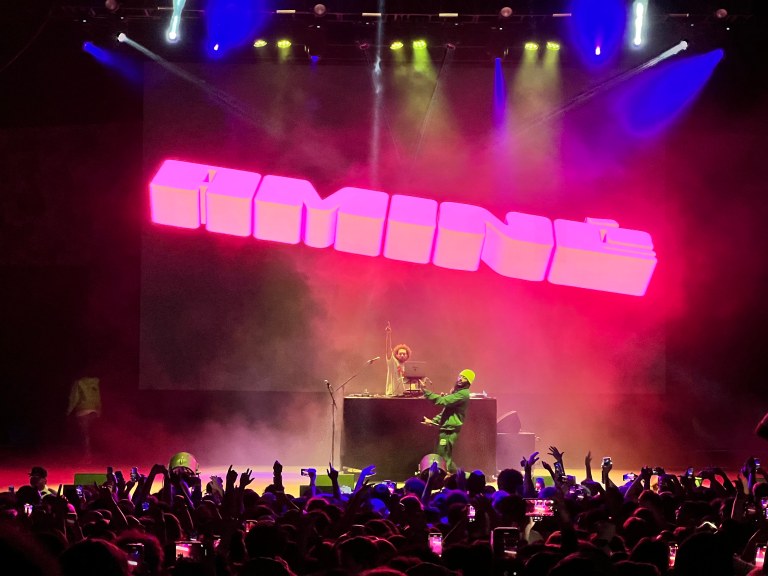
[
  {"xmin": 632, "ymin": 0, "xmax": 647, "ymax": 47},
  {"xmin": 166, "ymin": 0, "xmax": 187, "ymax": 43},
  {"xmin": 313, "ymin": 4, "xmax": 327, "ymax": 17},
  {"xmin": 499, "ymin": 7, "xmax": 513, "ymax": 18}
]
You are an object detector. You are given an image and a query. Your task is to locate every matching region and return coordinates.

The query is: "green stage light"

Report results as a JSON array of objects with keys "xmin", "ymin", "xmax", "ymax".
[
  {"xmin": 412, "ymin": 39, "xmax": 427, "ymax": 49},
  {"xmin": 546, "ymin": 41, "xmax": 561, "ymax": 51},
  {"xmin": 277, "ymin": 39, "xmax": 292, "ymax": 49},
  {"xmin": 390, "ymin": 41, "xmax": 404, "ymax": 50},
  {"xmin": 524, "ymin": 42, "xmax": 540, "ymax": 51},
  {"xmin": 253, "ymin": 39, "xmax": 268, "ymax": 48}
]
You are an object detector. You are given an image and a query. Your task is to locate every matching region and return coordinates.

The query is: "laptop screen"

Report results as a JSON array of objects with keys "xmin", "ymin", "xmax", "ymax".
[{"xmin": 403, "ymin": 361, "xmax": 427, "ymax": 379}]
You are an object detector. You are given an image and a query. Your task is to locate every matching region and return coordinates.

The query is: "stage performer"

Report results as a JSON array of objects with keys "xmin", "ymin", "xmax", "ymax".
[
  {"xmin": 384, "ymin": 322, "xmax": 411, "ymax": 396},
  {"xmin": 67, "ymin": 374, "xmax": 101, "ymax": 459},
  {"xmin": 420, "ymin": 369, "xmax": 475, "ymax": 473}
]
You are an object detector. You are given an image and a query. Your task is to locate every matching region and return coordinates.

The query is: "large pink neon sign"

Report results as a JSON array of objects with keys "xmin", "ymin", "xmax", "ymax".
[{"xmin": 150, "ymin": 159, "xmax": 657, "ymax": 296}]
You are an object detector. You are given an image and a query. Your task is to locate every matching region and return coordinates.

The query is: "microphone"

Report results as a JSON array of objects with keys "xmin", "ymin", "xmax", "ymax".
[{"xmin": 367, "ymin": 356, "xmax": 381, "ymax": 364}]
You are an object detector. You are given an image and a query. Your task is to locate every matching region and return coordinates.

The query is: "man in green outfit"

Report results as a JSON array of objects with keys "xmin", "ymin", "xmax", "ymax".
[{"xmin": 420, "ymin": 369, "xmax": 475, "ymax": 473}]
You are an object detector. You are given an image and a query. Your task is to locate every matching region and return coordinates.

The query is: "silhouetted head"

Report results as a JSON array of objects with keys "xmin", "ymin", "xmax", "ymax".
[
  {"xmin": 60, "ymin": 539, "xmax": 129, "ymax": 576},
  {"xmin": 28, "ymin": 467, "xmax": 48, "ymax": 492},
  {"xmin": 497, "ymin": 468, "xmax": 524, "ymax": 494}
]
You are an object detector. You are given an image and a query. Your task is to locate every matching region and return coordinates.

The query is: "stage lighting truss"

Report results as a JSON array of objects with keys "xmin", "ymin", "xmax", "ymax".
[{"xmin": 58, "ymin": 1, "xmax": 755, "ymax": 62}]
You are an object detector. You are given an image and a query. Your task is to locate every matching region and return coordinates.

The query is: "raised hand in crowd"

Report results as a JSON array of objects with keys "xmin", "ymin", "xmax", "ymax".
[
  {"xmin": 742, "ymin": 455, "xmax": 761, "ymax": 494},
  {"xmin": 113, "ymin": 469, "xmax": 126, "ymax": 497},
  {"xmin": 601, "ymin": 454, "xmax": 617, "ymax": 491},
  {"xmin": 272, "ymin": 459, "xmax": 284, "ymax": 492},
  {"xmin": 548, "ymin": 445, "xmax": 566, "ymax": 473},
  {"xmin": 327, "ymin": 462, "xmax": 341, "ymax": 500},
  {"xmin": 541, "ymin": 460, "xmax": 567, "ymax": 496},
  {"xmin": 354, "ymin": 464, "xmax": 376, "ymax": 493},
  {"xmin": 711, "ymin": 465, "xmax": 737, "ymax": 494},
  {"xmin": 520, "ymin": 451, "xmax": 539, "ymax": 497},
  {"xmin": 105, "ymin": 466, "xmax": 116, "ymax": 491},
  {"xmin": 207, "ymin": 474, "xmax": 224, "ymax": 504},
  {"xmin": 623, "ymin": 465, "xmax": 649, "ymax": 501},
  {"xmin": 4, "ymin": 444, "xmax": 767, "ymax": 576},
  {"xmin": 304, "ymin": 467, "xmax": 318, "ymax": 498},
  {"xmin": 584, "ymin": 450, "xmax": 593, "ymax": 481},
  {"xmin": 697, "ymin": 467, "xmax": 728, "ymax": 496},
  {"xmin": 239, "ymin": 467, "xmax": 254, "ymax": 490}
]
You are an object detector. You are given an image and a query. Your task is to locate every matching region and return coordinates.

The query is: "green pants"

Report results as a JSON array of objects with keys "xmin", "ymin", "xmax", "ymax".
[{"xmin": 437, "ymin": 429, "xmax": 460, "ymax": 472}]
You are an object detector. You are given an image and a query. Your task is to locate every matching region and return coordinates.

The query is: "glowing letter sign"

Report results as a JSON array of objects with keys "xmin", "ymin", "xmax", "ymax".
[{"xmin": 150, "ymin": 159, "xmax": 657, "ymax": 296}]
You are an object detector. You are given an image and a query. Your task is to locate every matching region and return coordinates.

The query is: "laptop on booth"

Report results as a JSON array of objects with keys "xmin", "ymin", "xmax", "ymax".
[{"xmin": 402, "ymin": 362, "xmax": 427, "ymax": 395}]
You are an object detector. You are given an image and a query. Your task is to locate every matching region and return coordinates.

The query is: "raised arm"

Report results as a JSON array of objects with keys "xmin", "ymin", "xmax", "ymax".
[
  {"xmin": 422, "ymin": 386, "xmax": 469, "ymax": 406},
  {"xmin": 354, "ymin": 464, "xmax": 376, "ymax": 493},
  {"xmin": 327, "ymin": 463, "xmax": 341, "ymax": 501},
  {"xmin": 522, "ymin": 452, "xmax": 540, "ymax": 498},
  {"xmin": 584, "ymin": 451, "xmax": 593, "ymax": 482}
]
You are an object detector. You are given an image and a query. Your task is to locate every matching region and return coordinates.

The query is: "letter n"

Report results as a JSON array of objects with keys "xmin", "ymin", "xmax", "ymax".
[{"xmin": 433, "ymin": 202, "xmax": 554, "ymax": 281}]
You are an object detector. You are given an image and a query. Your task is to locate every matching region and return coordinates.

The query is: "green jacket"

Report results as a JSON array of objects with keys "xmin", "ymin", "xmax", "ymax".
[{"xmin": 424, "ymin": 386, "xmax": 470, "ymax": 431}]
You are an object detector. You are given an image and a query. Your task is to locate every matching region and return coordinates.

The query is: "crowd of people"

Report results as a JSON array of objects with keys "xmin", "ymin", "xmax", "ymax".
[{"xmin": 1, "ymin": 447, "xmax": 768, "ymax": 576}]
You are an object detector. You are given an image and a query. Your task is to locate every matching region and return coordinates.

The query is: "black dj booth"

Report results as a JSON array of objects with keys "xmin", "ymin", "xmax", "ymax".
[{"xmin": 341, "ymin": 396, "xmax": 497, "ymax": 480}]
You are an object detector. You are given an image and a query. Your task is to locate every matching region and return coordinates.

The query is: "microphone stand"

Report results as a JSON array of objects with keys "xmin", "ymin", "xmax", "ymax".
[{"xmin": 328, "ymin": 358, "xmax": 378, "ymax": 468}]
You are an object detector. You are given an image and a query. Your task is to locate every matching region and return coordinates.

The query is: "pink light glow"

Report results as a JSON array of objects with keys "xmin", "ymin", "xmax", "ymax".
[
  {"xmin": 547, "ymin": 218, "xmax": 657, "ymax": 296},
  {"xmin": 254, "ymin": 175, "xmax": 317, "ymax": 245},
  {"xmin": 434, "ymin": 203, "xmax": 554, "ymax": 281},
  {"xmin": 150, "ymin": 159, "xmax": 213, "ymax": 229},
  {"xmin": 253, "ymin": 174, "xmax": 389, "ymax": 255},
  {"xmin": 205, "ymin": 167, "xmax": 262, "ymax": 236},
  {"xmin": 384, "ymin": 195, "xmax": 439, "ymax": 264},
  {"xmin": 149, "ymin": 159, "xmax": 657, "ymax": 296}
]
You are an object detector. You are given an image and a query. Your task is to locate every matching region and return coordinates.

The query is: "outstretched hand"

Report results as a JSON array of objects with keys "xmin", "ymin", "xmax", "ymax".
[
  {"xmin": 361, "ymin": 464, "xmax": 376, "ymax": 478},
  {"xmin": 273, "ymin": 460, "xmax": 283, "ymax": 475},
  {"xmin": 226, "ymin": 465, "xmax": 238, "ymax": 486},
  {"xmin": 239, "ymin": 468, "xmax": 254, "ymax": 489},
  {"xmin": 585, "ymin": 451, "xmax": 592, "ymax": 468},
  {"xmin": 327, "ymin": 463, "xmax": 339, "ymax": 482},
  {"xmin": 548, "ymin": 446, "xmax": 565, "ymax": 463},
  {"xmin": 209, "ymin": 475, "xmax": 224, "ymax": 496},
  {"xmin": 521, "ymin": 451, "xmax": 540, "ymax": 469}
]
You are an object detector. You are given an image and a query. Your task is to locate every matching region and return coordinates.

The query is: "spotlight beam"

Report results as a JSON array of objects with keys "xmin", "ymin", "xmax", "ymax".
[
  {"xmin": 117, "ymin": 34, "xmax": 349, "ymax": 171},
  {"xmin": 410, "ymin": 45, "xmax": 455, "ymax": 172},
  {"xmin": 514, "ymin": 41, "xmax": 689, "ymax": 136},
  {"xmin": 359, "ymin": 0, "xmax": 402, "ymax": 179},
  {"xmin": 116, "ymin": 34, "xmax": 281, "ymax": 131}
]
